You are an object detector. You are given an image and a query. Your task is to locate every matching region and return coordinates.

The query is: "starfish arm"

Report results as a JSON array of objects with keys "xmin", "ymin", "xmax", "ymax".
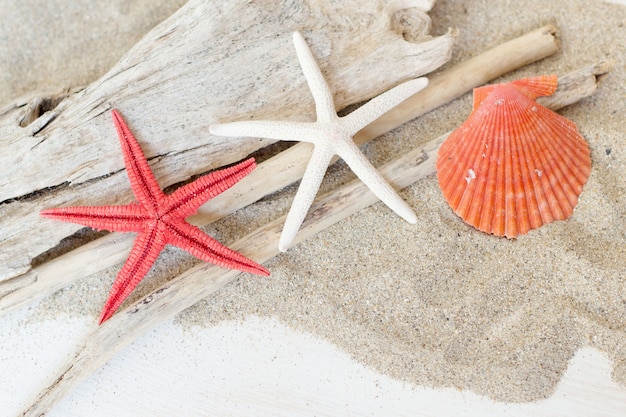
[
  {"xmin": 165, "ymin": 158, "xmax": 256, "ymax": 218},
  {"xmin": 165, "ymin": 219, "xmax": 269, "ymax": 276},
  {"xmin": 210, "ymin": 120, "xmax": 322, "ymax": 144},
  {"xmin": 336, "ymin": 140, "xmax": 417, "ymax": 224},
  {"xmin": 111, "ymin": 110, "xmax": 166, "ymax": 213},
  {"xmin": 40, "ymin": 204, "xmax": 147, "ymax": 233},
  {"xmin": 279, "ymin": 144, "xmax": 335, "ymax": 251},
  {"xmin": 341, "ymin": 77, "xmax": 429, "ymax": 135},
  {"xmin": 292, "ymin": 31, "xmax": 337, "ymax": 124},
  {"xmin": 98, "ymin": 224, "xmax": 167, "ymax": 324}
]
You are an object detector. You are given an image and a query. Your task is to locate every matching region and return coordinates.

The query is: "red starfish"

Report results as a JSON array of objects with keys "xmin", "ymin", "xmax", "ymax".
[{"xmin": 41, "ymin": 110, "xmax": 269, "ymax": 324}]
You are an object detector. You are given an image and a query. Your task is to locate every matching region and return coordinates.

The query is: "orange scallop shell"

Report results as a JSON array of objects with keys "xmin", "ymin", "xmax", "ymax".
[{"xmin": 436, "ymin": 75, "xmax": 591, "ymax": 238}]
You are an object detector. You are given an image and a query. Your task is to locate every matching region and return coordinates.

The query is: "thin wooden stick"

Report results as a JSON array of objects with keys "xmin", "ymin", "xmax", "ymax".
[
  {"xmin": 0, "ymin": 25, "xmax": 560, "ymax": 315},
  {"xmin": 20, "ymin": 61, "xmax": 610, "ymax": 417}
]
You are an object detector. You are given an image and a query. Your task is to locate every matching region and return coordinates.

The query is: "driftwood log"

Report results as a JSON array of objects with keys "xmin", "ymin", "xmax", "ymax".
[{"xmin": 0, "ymin": 0, "xmax": 454, "ymax": 282}]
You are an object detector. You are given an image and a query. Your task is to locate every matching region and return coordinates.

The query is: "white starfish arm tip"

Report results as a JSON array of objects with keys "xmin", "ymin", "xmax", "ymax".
[
  {"xmin": 411, "ymin": 76, "xmax": 429, "ymax": 90},
  {"xmin": 278, "ymin": 233, "xmax": 295, "ymax": 252},
  {"xmin": 394, "ymin": 77, "xmax": 429, "ymax": 100},
  {"xmin": 209, "ymin": 124, "xmax": 227, "ymax": 136},
  {"xmin": 342, "ymin": 76, "xmax": 430, "ymax": 134},
  {"xmin": 292, "ymin": 31, "xmax": 308, "ymax": 54},
  {"xmin": 388, "ymin": 201, "xmax": 417, "ymax": 224}
]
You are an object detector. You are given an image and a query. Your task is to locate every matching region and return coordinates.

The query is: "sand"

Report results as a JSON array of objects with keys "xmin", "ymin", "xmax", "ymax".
[
  {"xmin": 0, "ymin": 0, "xmax": 187, "ymax": 104},
  {"xmin": 1, "ymin": 0, "xmax": 625, "ymax": 407}
]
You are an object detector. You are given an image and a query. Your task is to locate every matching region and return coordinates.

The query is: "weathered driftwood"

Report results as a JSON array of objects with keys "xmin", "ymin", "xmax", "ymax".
[
  {"xmin": 0, "ymin": 0, "xmax": 454, "ymax": 282},
  {"xmin": 20, "ymin": 35, "xmax": 610, "ymax": 417},
  {"xmin": 0, "ymin": 25, "xmax": 559, "ymax": 315}
]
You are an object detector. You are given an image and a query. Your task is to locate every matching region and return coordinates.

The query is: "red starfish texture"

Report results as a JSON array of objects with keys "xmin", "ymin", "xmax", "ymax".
[{"xmin": 41, "ymin": 110, "xmax": 269, "ymax": 324}]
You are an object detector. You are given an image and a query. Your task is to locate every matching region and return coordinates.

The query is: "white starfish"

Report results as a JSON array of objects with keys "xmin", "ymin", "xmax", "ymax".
[{"xmin": 210, "ymin": 31, "xmax": 428, "ymax": 251}]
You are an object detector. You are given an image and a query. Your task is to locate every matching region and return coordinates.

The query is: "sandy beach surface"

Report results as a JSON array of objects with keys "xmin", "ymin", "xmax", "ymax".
[{"xmin": 0, "ymin": 0, "xmax": 625, "ymax": 415}]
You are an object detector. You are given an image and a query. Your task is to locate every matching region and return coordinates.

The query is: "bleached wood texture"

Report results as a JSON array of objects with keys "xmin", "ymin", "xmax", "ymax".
[
  {"xmin": 19, "ymin": 63, "xmax": 608, "ymax": 417},
  {"xmin": 0, "ymin": 0, "xmax": 454, "ymax": 282},
  {"xmin": 0, "ymin": 25, "xmax": 561, "ymax": 316}
]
